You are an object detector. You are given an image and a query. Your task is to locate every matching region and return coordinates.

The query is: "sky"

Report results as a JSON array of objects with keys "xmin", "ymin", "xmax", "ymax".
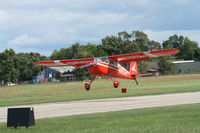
[{"xmin": 0, "ymin": 0, "xmax": 200, "ymax": 56}]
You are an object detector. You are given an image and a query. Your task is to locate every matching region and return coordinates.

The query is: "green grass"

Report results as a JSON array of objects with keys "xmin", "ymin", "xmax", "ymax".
[
  {"xmin": 1, "ymin": 103, "xmax": 200, "ymax": 133},
  {"xmin": 0, "ymin": 74, "xmax": 200, "ymax": 106}
]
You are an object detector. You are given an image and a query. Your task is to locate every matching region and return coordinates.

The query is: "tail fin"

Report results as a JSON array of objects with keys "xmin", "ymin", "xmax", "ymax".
[{"xmin": 129, "ymin": 61, "xmax": 138, "ymax": 75}]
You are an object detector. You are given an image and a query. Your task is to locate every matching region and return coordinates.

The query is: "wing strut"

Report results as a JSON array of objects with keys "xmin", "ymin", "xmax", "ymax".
[{"xmin": 132, "ymin": 75, "xmax": 139, "ymax": 85}]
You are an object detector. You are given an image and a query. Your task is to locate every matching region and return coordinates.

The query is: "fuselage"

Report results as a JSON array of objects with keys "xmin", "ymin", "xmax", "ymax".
[{"xmin": 87, "ymin": 62, "xmax": 133, "ymax": 79}]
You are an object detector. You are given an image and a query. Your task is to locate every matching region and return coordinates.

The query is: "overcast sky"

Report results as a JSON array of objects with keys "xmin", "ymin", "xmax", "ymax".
[{"xmin": 0, "ymin": 0, "xmax": 200, "ymax": 56}]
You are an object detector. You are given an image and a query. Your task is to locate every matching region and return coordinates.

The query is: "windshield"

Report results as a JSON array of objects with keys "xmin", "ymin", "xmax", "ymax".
[{"xmin": 94, "ymin": 56, "xmax": 109, "ymax": 63}]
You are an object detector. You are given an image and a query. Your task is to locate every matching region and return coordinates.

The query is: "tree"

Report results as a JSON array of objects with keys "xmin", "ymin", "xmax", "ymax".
[
  {"xmin": 0, "ymin": 49, "xmax": 19, "ymax": 82},
  {"xmin": 162, "ymin": 34, "xmax": 199, "ymax": 60},
  {"xmin": 138, "ymin": 61, "xmax": 147, "ymax": 73},
  {"xmin": 162, "ymin": 35, "xmax": 185, "ymax": 49},
  {"xmin": 194, "ymin": 48, "xmax": 200, "ymax": 61},
  {"xmin": 132, "ymin": 31, "xmax": 149, "ymax": 51},
  {"xmin": 101, "ymin": 31, "xmax": 161, "ymax": 56},
  {"xmin": 148, "ymin": 40, "xmax": 161, "ymax": 50},
  {"xmin": 101, "ymin": 35, "xmax": 122, "ymax": 55},
  {"xmin": 177, "ymin": 39, "xmax": 198, "ymax": 60},
  {"xmin": 0, "ymin": 49, "xmax": 47, "ymax": 83},
  {"xmin": 158, "ymin": 56, "xmax": 173, "ymax": 75}
]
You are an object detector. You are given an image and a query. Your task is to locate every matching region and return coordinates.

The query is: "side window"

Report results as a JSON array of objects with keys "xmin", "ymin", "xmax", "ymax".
[
  {"xmin": 109, "ymin": 60, "xmax": 119, "ymax": 67},
  {"xmin": 114, "ymin": 62, "xmax": 118, "ymax": 67},
  {"xmin": 110, "ymin": 60, "xmax": 114, "ymax": 66},
  {"xmin": 104, "ymin": 59, "xmax": 109, "ymax": 64}
]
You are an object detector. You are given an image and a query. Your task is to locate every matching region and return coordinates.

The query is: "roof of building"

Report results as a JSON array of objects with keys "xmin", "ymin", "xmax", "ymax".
[
  {"xmin": 62, "ymin": 74, "xmax": 75, "ymax": 77},
  {"xmin": 172, "ymin": 60, "xmax": 195, "ymax": 64}
]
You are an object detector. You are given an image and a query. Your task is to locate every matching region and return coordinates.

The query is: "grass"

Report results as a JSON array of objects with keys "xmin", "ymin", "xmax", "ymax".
[
  {"xmin": 0, "ymin": 103, "xmax": 200, "ymax": 133},
  {"xmin": 0, "ymin": 74, "xmax": 200, "ymax": 107}
]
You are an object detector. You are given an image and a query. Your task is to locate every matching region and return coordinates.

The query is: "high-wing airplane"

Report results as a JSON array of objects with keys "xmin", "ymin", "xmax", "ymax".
[{"xmin": 35, "ymin": 48, "xmax": 180, "ymax": 91}]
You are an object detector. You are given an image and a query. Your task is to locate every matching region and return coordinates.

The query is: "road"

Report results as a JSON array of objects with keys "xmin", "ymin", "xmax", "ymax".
[{"xmin": 0, "ymin": 91, "xmax": 200, "ymax": 123}]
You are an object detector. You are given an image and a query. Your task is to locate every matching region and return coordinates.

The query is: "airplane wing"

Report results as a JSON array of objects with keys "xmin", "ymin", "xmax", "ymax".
[
  {"xmin": 35, "ymin": 48, "xmax": 179, "ymax": 67},
  {"xmin": 108, "ymin": 48, "xmax": 180, "ymax": 63},
  {"xmin": 35, "ymin": 58, "xmax": 94, "ymax": 67}
]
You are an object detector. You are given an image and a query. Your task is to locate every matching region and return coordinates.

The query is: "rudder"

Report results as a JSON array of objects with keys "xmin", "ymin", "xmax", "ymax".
[{"xmin": 129, "ymin": 61, "xmax": 138, "ymax": 75}]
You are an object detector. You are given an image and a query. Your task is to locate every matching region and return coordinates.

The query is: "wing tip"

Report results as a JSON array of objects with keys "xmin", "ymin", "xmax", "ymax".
[
  {"xmin": 167, "ymin": 48, "xmax": 180, "ymax": 55},
  {"xmin": 151, "ymin": 48, "xmax": 180, "ymax": 56}
]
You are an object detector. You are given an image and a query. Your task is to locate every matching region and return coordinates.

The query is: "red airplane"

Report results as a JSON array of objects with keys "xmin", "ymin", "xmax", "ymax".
[{"xmin": 35, "ymin": 48, "xmax": 180, "ymax": 91}]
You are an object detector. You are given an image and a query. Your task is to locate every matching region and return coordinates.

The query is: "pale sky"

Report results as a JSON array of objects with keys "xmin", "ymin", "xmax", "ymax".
[{"xmin": 0, "ymin": 0, "xmax": 200, "ymax": 55}]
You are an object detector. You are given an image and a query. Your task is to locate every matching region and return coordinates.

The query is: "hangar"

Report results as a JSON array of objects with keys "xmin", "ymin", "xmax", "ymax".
[{"xmin": 172, "ymin": 60, "xmax": 200, "ymax": 74}]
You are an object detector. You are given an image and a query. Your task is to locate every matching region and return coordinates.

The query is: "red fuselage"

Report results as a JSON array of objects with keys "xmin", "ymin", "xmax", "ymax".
[{"xmin": 87, "ymin": 62, "xmax": 134, "ymax": 79}]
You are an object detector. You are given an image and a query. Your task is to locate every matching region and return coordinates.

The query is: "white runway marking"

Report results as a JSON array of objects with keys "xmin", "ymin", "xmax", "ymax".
[{"xmin": 0, "ymin": 92, "xmax": 200, "ymax": 123}]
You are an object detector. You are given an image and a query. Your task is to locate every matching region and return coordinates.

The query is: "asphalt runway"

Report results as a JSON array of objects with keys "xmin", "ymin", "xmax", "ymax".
[{"xmin": 0, "ymin": 91, "xmax": 200, "ymax": 123}]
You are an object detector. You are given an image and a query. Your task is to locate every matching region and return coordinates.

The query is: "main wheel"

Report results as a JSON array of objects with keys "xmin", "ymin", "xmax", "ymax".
[
  {"xmin": 84, "ymin": 83, "xmax": 90, "ymax": 91},
  {"xmin": 113, "ymin": 81, "xmax": 120, "ymax": 88}
]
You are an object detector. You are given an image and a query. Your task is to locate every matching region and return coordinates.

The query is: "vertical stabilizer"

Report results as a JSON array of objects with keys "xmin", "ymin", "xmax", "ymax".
[{"xmin": 129, "ymin": 61, "xmax": 138, "ymax": 75}]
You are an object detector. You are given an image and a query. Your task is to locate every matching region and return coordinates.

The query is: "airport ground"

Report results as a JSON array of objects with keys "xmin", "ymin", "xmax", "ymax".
[
  {"xmin": 0, "ymin": 74, "xmax": 199, "ymax": 107},
  {"xmin": 0, "ymin": 103, "xmax": 200, "ymax": 133},
  {"xmin": 0, "ymin": 74, "xmax": 199, "ymax": 132}
]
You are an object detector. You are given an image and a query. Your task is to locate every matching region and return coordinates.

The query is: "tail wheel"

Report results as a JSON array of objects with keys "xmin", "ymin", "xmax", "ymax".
[
  {"xmin": 84, "ymin": 83, "xmax": 90, "ymax": 91},
  {"xmin": 113, "ymin": 81, "xmax": 120, "ymax": 88}
]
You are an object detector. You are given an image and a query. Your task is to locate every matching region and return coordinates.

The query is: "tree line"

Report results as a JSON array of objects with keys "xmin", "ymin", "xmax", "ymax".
[
  {"xmin": 0, "ymin": 31, "xmax": 200, "ymax": 83},
  {"xmin": 0, "ymin": 49, "xmax": 48, "ymax": 84}
]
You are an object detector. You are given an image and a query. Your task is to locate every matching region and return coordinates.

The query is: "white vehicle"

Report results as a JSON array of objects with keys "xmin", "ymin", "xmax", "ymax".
[{"xmin": 7, "ymin": 82, "xmax": 16, "ymax": 86}]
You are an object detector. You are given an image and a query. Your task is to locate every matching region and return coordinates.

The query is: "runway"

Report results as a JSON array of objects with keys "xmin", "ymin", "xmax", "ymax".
[{"xmin": 0, "ymin": 91, "xmax": 200, "ymax": 123}]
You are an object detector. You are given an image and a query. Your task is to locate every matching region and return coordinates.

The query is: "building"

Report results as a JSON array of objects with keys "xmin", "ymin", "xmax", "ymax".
[
  {"xmin": 62, "ymin": 74, "xmax": 81, "ymax": 81},
  {"xmin": 33, "ymin": 66, "xmax": 76, "ymax": 83},
  {"xmin": 145, "ymin": 60, "xmax": 200, "ymax": 75},
  {"xmin": 172, "ymin": 60, "xmax": 200, "ymax": 74},
  {"xmin": 145, "ymin": 61, "xmax": 160, "ymax": 76}
]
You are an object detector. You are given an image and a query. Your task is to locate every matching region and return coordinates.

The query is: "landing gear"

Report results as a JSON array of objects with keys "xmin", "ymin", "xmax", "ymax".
[
  {"xmin": 109, "ymin": 78, "xmax": 120, "ymax": 88},
  {"xmin": 135, "ymin": 79, "xmax": 138, "ymax": 85},
  {"xmin": 113, "ymin": 80, "xmax": 120, "ymax": 88},
  {"xmin": 84, "ymin": 76, "xmax": 96, "ymax": 91},
  {"xmin": 84, "ymin": 83, "xmax": 90, "ymax": 91},
  {"xmin": 132, "ymin": 75, "xmax": 139, "ymax": 85}
]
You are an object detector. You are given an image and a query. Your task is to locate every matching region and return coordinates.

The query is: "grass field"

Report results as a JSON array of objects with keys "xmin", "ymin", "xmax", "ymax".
[
  {"xmin": 0, "ymin": 103, "xmax": 200, "ymax": 133},
  {"xmin": 0, "ymin": 74, "xmax": 200, "ymax": 107}
]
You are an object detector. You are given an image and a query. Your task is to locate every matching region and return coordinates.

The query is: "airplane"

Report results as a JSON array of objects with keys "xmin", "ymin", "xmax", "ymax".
[{"xmin": 35, "ymin": 48, "xmax": 180, "ymax": 91}]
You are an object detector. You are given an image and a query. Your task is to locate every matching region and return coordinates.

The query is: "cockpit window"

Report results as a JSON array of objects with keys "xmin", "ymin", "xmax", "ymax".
[
  {"xmin": 94, "ymin": 57, "xmax": 121, "ymax": 67},
  {"xmin": 109, "ymin": 59, "xmax": 114, "ymax": 66},
  {"xmin": 94, "ymin": 56, "xmax": 109, "ymax": 63},
  {"xmin": 109, "ymin": 60, "xmax": 119, "ymax": 67}
]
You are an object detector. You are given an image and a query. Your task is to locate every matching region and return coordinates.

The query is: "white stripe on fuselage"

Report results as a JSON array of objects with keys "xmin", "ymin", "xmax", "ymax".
[{"xmin": 97, "ymin": 63, "xmax": 117, "ymax": 70}]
